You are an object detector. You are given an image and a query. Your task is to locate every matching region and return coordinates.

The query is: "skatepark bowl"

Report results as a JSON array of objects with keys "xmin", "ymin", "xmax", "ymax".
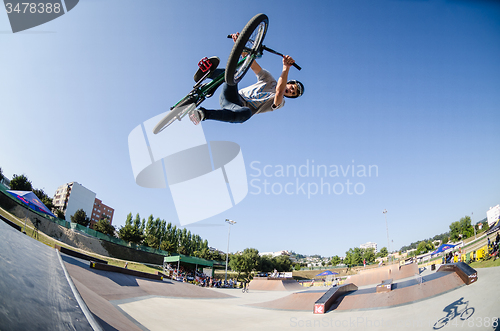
[{"xmin": 1, "ymin": 219, "xmax": 499, "ymax": 330}]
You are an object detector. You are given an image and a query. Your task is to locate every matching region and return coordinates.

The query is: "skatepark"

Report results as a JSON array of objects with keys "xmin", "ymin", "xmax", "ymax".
[{"xmin": 1, "ymin": 217, "xmax": 499, "ymax": 331}]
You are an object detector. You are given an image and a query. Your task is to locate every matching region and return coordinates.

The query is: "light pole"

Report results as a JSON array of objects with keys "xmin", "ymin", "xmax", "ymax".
[
  {"xmin": 225, "ymin": 219, "xmax": 236, "ymax": 283},
  {"xmin": 472, "ymin": 212, "xmax": 476, "ymax": 240},
  {"xmin": 383, "ymin": 209, "xmax": 390, "ymax": 262}
]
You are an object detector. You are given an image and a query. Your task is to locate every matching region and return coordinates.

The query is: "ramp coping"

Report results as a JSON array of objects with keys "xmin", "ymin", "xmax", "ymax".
[{"xmin": 56, "ymin": 249, "xmax": 103, "ymax": 331}]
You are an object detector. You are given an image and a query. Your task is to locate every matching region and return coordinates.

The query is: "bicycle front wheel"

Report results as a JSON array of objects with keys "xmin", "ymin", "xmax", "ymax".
[
  {"xmin": 460, "ymin": 307, "xmax": 475, "ymax": 320},
  {"xmin": 153, "ymin": 97, "xmax": 196, "ymax": 134},
  {"xmin": 225, "ymin": 13, "xmax": 268, "ymax": 86}
]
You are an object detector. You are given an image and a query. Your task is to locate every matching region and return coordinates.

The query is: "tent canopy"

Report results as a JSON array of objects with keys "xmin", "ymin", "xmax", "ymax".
[
  {"xmin": 6, "ymin": 190, "xmax": 56, "ymax": 218},
  {"xmin": 164, "ymin": 254, "xmax": 225, "ymax": 268},
  {"xmin": 315, "ymin": 270, "xmax": 338, "ymax": 277},
  {"xmin": 431, "ymin": 243, "xmax": 456, "ymax": 255}
]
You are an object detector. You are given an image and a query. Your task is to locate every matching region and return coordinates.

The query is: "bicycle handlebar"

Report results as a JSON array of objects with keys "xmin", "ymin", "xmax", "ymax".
[
  {"xmin": 226, "ymin": 35, "xmax": 301, "ymax": 71},
  {"xmin": 262, "ymin": 45, "xmax": 301, "ymax": 71}
]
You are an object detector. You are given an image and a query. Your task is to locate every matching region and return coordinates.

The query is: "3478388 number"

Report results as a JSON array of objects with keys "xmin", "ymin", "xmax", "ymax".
[{"xmin": 5, "ymin": 2, "xmax": 61, "ymax": 14}]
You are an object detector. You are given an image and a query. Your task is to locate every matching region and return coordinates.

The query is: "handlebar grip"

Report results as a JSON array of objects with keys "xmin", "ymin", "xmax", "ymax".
[{"xmin": 292, "ymin": 63, "xmax": 302, "ymax": 71}]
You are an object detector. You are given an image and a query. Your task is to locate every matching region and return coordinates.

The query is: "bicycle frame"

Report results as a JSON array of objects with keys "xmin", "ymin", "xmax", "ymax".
[{"xmin": 168, "ymin": 55, "xmax": 253, "ymax": 119}]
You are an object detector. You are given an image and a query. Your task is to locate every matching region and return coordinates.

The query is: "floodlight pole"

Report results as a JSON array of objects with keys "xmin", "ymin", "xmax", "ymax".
[
  {"xmin": 225, "ymin": 219, "xmax": 236, "ymax": 283},
  {"xmin": 383, "ymin": 209, "xmax": 390, "ymax": 262}
]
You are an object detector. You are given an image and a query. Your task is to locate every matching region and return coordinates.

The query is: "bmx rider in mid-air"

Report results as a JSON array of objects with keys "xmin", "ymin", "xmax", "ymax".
[{"xmin": 189, "ymin": 33, "xmax": 304, "ymax": 125}]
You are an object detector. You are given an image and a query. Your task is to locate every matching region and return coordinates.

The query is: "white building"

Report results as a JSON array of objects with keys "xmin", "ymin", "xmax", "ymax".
[
  {"xmin": 259, "ymin": 250, "xmax": 290, "ymax": 257},
  {"xmin": 360, "ymin": 242, "xmax": 378, "ymax": 252},
  {"xmin": 53, "ymin": 182, "xmax": 96, "ymax": 224},
  {"xmin": 487, "ymin": 205, "xmax": 500, "ymax": 227}
]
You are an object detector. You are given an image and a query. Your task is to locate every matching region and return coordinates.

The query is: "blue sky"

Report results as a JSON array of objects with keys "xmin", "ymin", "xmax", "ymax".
[{"xmin": 1, "ymin": 0, "xmax": 499, "ymax": 257}]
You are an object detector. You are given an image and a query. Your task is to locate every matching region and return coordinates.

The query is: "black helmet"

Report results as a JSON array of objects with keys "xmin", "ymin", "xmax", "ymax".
[{"xmin": 286, "ymin": 80, "xmax": 304, "ymax": 98}]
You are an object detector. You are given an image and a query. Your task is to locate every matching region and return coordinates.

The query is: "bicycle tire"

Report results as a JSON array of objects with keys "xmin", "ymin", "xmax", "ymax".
[
  {"xmin": 153, "ymin": 97, "xmax": 196, "ymax": 134},
  {"xmin": 225, "ymin": 13, "xmax": 268, "ymax": 86},
  {"xmin": 460, "ymin": 307, "xmax": 475, "ymax": 320},
  {"xmin": 433, "ymin": 316, "xmax": 449, "ymax": 330}
]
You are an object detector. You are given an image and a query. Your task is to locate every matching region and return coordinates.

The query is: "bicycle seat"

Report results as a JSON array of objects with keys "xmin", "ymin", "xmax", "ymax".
[{"xmin": 194, "ymin": 56, "xmax": 220, "ymax": 83}]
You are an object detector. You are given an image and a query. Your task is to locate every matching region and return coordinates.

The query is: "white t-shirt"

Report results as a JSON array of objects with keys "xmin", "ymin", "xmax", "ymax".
[{"xmin": 238, "ymin": 69, "xmax": 285, "ymax": 115}]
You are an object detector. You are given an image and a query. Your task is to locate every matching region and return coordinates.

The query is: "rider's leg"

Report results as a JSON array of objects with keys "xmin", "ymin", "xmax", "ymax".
[
  {"xmin": 209, "ymin": 68, "xmax": 225, "ymax": 80},
  {"xmin": 201, "ymin": 84, "xmax": 252, "ymax": 123}
]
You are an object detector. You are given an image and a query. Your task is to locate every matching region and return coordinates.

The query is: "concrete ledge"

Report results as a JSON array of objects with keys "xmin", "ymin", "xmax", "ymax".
[
  {"xmin": 55, "ymin": 244, "xmax": 108, "ymax": 264},
  {"xmin": 437, "ymin": 262, "xmax": 477, "ymax": 285},
  {"xmin": 90, "ymin": 262, "xmax": 163, "ymax": 281},
  {"xmin": 0, "ymin": 214, "xmax": 22, "ymax": 232},
  {"xmin": 313, "ymin": 283, "xmax": 358, "ymax": 314},
  {"xmin": 376, "ymin": 279, "xmax": 393, "ymax": 293}
]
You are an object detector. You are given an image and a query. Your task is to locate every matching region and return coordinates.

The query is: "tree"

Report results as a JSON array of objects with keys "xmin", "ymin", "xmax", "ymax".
[
  {"xmin": 273, "ymin": 255, "xmax": 292, "ymax": 272},
  {"xmin": 94, "ymin": 218, "xmax": 116, "ymax": 236},
  {"xmin": 70, "ymin": 209, "xmax": 90, "ymax": 227},
  {"xmin": 330, "ymin": 255, "xmax": 341, "ymax": 266},
  {"xmin": 229, "ymin": 248, "xmax": 260, "ymax": 280},
  {"xmin": 362, "ymin": 248, "xmax": 376, "ymax": 263},
  {"xmin": 416, "ymin": 240, "xmax": 435, "ymax": 255},
  {"xmin": 118, "ymin": 213, "xmax": 143, "ymax": 244},
  {"xmin": 344, "ymin": 247, "xmax": 363, "ymax": 266},
  {"xmin": 55, "ymin": 209, "xmax": 65, "ymax": 219},
  {"xmin": 480, "ymin": 221, "xmax": 489, "ymax": 233},
  {"xmin": 378, "ymin": 247, "xmax": 388, "ymax": 258},
  {"xmin": 459, "ymin": 216, "xmax": 474, "ymax": 239},
  {"xmin": 258, "ymin": 255, "xmax": 274, "ymax": 273},
  {"xmin": 450, "ymin": 216, "xmax": 474, "ymax": 241},
  {"xmin": 0, "ymin": 167, "xmax": 4, "ymax": 182},
  {"xmin": 10, "ymin": 174, "xmax": 32, "ymax": 191}
]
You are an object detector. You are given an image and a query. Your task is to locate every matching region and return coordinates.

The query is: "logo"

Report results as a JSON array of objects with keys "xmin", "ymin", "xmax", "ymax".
[
  {"xmin": 4, "ymin": 0, "xmax": 79, "ymax": 33},
  {"xmin": 314, "ymin": 304, "xmax": 324, "ymax": 314},
  {"xmin": 128, "ymin": 112, "xmax": 248, "ymax": 226}
]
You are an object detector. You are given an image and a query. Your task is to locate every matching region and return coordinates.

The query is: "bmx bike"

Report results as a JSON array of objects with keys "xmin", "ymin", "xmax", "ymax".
[
  {"xmin": 153, "ymin": 13, "xmax": 301, "ymax": 134},
  {"xmin": 242, "ymin": 285, "xmax": 249, "ymax": 293},
  {"xmin": 433, "ymin": 300, "xmax": 475, "ymax": 329}
]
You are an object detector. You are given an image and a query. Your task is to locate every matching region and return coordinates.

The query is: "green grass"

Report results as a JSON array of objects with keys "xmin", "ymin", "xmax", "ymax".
[{"xmin": 469, "ymin": 257, "xmax": 500, "ymax": 269}]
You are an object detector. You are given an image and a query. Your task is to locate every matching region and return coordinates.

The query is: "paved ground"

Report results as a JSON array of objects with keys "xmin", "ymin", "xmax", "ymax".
[
  {"xmin": 1, "ymin": 218, "xmax": 499, "ymax": 331},
  {"xmin": 113, "ymin": 267, "xmax": 500, "ymax": 331}
]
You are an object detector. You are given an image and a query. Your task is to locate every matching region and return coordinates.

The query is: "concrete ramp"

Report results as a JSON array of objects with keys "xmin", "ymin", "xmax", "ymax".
[
  {"xmin": 0, "ymin": 219, "xmax": 96, "ymax": 330},
  {"xmin": 248, "ymin": 277, "xmax": 303, "ymax": 291},
  {"xmin": 345, "ymin": 263, "xmax": 418, "ymax": 287},
  {"xmin": 250, "ymin": 270, "xmax": 470, "ymax": 313},
  {"xmin": 247, "ymin": 290, "xmax": 326, "ymax": 310}
]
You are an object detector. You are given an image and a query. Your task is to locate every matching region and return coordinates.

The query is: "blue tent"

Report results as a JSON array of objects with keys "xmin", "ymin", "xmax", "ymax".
[
  {"xmin": 431, "ymin": 243, "xmax": 456, "ymax": 255},
  {"xmin": 315, "ymin": 270, "xmax": 338, "ymax": 277},
  {"xmin": 7, "ymin": 190, "xmax": 56, "ymax": 218}
]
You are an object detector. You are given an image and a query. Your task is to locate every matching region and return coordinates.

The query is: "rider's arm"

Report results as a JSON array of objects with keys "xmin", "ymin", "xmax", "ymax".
[
  {"xmin": 274, "ymin": 55, "xmax": 294, "ymax": 107},
  {"xmin": 250, "ymin": 60, "xmax": 262, "ymax": 75}
]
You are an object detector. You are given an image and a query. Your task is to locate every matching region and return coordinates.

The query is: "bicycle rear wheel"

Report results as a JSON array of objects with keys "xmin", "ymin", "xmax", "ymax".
[
  {"xmin": 225, "ymin": 13, "xmax": 268, "ymax": 86},
  {"xmin": 433, "ymin": 316, "xmax": 449, "ymax": 330}
]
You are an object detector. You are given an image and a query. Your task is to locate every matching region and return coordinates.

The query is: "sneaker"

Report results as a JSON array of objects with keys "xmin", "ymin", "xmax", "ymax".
[
  {"xmin": 194, "ymin": 57, "xmax": 220, "ymax": 83},
  {"xmin": 189, "ymin": 108, "xmax": 205, "ymax": 125}
]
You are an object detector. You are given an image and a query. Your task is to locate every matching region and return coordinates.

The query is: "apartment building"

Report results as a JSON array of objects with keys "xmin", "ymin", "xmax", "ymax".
[
  {"xmin": 91, "ymin": 198, "xmax": 114, "ymax": 227},
  {"xmin": 360, "ymin": 242, "xmax": 378, "ymax": 252},
  {"xmin": 53, "ymin": 182, "xmax": 114, "ymax": 228}
]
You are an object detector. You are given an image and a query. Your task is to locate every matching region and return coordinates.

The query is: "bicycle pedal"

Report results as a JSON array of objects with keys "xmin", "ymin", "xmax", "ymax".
[
  {"xmin": 198, "ymin": 57, "xmax": 212, "ymax": 73},
  {"xmin": 194, "ymin": 56, "xmax": 220, "ymax": 83}
]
